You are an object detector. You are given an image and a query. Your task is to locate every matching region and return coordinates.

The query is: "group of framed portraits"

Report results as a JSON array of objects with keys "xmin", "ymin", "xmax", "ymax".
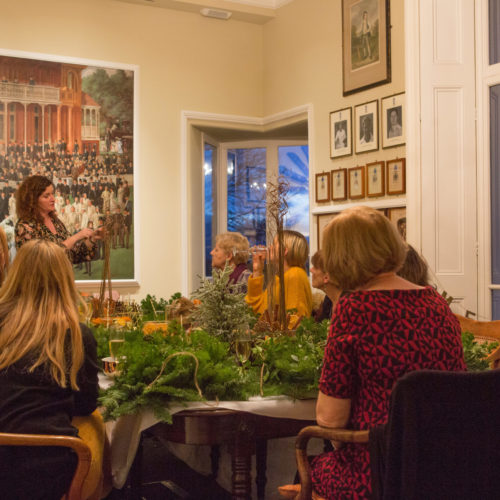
[
  {"xmin": 330, "ymin": 92, "xmax": 405, "ymax": 158},
  {"xmin": 316, "ymin": 205, "xmax": 406, "ymax": 249},
  {"xmin": 315, "ymin": 158, "xmax": 405, "ymax": 203}
]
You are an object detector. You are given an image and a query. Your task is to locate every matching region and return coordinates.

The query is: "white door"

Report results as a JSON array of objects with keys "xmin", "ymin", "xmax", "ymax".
[{"xmin": 419, "ymin": 0, "xmax": 477, "ymax": 314}]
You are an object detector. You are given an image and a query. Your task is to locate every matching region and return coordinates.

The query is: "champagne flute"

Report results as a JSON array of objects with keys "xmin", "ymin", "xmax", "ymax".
[
  {"xmin": 235, "ymin": 330, "xmax": 252, "ymax": 363},
  {"xmin": 109, "ymin": 328, "xmax": 125, "ymax": 361}
]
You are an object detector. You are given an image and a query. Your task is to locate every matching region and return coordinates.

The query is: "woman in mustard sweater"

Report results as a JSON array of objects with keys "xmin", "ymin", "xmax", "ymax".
[{"xmin": 245, "ymin": 229, "xmax": 312, "ymax": 318}]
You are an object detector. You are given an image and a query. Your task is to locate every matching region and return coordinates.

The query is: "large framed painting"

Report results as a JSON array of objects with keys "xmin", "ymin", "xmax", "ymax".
[
  {"xmin": 0, "ymin": 49, "xmax": 138, "ymax": 285},
  {"xmin": 342, "ymin": 0, "xmax": 391, "ymax": 96}
]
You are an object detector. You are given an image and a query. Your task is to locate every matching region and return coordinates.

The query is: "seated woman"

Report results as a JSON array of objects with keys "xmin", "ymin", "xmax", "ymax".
[
  {"xmin": 0, "ymin": 240, "xmax": 99, "ymax": 499},
  {"xmin": 210, "ymin": 231, "xmax": 251, "ymax": 292},
  {"xmin": 310, "ymin": 250, "xmax": 341, "ymax": 322},
  {"xmin": 245, "ymin": 229, "xmax": 312, "ymax": 318},
  {"xmin": 311, "ymin": 206, "xmax": 466, "ymax": 499},
  {"xmin": 15, "ymin": 175, "xmax": 99, "ymax": 264}
]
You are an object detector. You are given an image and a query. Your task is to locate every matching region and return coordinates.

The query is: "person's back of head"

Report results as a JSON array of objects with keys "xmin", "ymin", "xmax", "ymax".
[
  {"xmin": 323, "ymin": 206, "xmax": 407, "ymax": 290},
  {"xmin": 215, "ymin": 232, "xmax": 250, "ymax": 265},
  {"xmin": 282, "ymin": 229, "xmax": 309, "ymax": 269},
  {"xmin": 397, "ymin": 245, "xmax": 430, "ymax": 286},
  {"xmin": 0, "ymin": 239, "xmax": 83, "ymax": 389}
]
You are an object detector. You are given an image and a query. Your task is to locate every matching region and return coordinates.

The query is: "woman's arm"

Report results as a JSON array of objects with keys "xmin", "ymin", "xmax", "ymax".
[
  {"xmin": 316, "ymin": 391, "xmax": 351, "ymax": 449},
  {"xmin": 74, "ymin": 325, "xmax": 99, "ymax": 416}
]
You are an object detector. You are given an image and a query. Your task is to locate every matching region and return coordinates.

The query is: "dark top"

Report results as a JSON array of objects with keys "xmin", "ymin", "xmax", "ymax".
[
  {"xmin": 0, "ymin": 324, "xmax": 99, "ymax": 436},
  {"xmin": 314, "ymin": 295, "xmax": 333, "ymax": 322},
  {"xmin": 311, "ymin": 287, "xmax": 467, "ymax": 499},
  {"xmin": 15, "ymin": 216, "xmax": 97, "ymax": 265}
]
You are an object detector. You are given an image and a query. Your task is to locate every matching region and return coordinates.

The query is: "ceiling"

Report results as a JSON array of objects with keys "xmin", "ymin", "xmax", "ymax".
[{"xmin": 113, "ymin": 0, "xmax": 295, "ymax": 24}]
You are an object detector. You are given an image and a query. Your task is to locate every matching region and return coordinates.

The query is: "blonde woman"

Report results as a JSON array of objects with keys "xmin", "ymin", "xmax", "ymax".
[
  {"xmin": 0, "ymin": 239, "xmax": 99, "ymax": 499},
  {"xmin": 210, "ymin": 231, "xmax": 251, "ymax": 292},
  {"xmin": 0, "ymin": 226, "xmax": 9, "ymax": 284},
  {"xmin": 245, "ymin": 229, "xmax": 312, "ymax": 317},
  {"xmin": 310, "ymin": 206, "xmax": 466, "ymax": 499}
]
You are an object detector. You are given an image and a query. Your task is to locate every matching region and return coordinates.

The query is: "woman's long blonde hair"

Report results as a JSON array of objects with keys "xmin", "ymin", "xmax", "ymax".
[{"xmin": 0, "ymin": 239, "xmax": 84, "ymax": 389}]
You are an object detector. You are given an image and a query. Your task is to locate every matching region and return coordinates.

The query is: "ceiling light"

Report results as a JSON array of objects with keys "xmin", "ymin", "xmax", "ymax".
[{"xmin": 200, "ymin": 8, "xmax": 232, "ymax": 20}]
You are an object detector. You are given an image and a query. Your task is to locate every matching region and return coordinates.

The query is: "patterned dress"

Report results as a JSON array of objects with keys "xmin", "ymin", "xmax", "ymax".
[
  {"xmin": 311, "ymin": 287, "xmax": 466, "ymax": 499},
  {"xmin": 15, "ymin": 217, "xmax": 97, "ymax": 264}
]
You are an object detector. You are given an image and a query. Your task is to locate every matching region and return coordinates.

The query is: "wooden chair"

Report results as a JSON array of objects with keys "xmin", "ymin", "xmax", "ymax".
[{"xmin": 0, "ymin": 432, "xmax": 92, "ymax": 500}]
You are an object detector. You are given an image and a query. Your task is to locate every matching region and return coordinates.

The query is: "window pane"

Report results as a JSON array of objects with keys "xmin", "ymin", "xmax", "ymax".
[
  {"xmin": 490, "ymin": 84, "xmax": 500, "ymax": 284},
  {"xmin": 227, "ymin": 148, "xmax": 267, "ymax": 247},
  {"xmin": 489, "ymin": 0, "xmax": 500, "ymax": 65},
  {"xmin": 278, "ymin": 145, "xmax": 309, "ymax": 240},
  {"xmin": 204, "ymin": 144, "xmax": 217, "ymax": 276}
]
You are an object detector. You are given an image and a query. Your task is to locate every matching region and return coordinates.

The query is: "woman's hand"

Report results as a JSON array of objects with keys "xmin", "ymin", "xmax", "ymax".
[
  {"xmin": 77, "ymin": 228, "xmax": 95, "ymax": 241},
  {"xmin": 251, "ymin": 246, "xmax": 267, "ymax": 277}
]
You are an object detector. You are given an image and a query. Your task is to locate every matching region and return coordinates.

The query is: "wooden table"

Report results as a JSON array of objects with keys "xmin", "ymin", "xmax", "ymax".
[{"xmin": 129, "ymin": 408, "xmax": 315, "ymax": 499}]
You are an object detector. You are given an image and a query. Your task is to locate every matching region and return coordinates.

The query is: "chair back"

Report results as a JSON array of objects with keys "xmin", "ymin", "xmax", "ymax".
[
  {"xmin": 0, "ymin": 432, "xmax": 92, "ymax": 500},
  {"xmin": 370, "ymin": 369, "xmax": 500, "ymax": 500}
]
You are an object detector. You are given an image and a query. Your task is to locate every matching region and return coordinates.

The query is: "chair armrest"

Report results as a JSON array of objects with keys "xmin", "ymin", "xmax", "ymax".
[
  {"xmin": 0, "ymin": 432, "xmax": 92, "ymax": 500},
  {"xmin": 294, "ymin": 426, "xmax": 369, "ymax": 500}
]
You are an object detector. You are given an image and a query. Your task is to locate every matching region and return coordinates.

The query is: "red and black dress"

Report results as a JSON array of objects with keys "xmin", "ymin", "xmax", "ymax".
[{"xmin": 311, "ymin": 287, "xmax": 466, "ymax": 499}]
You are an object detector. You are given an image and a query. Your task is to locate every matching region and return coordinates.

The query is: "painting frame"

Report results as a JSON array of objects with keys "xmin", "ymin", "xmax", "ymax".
[
  {"xmin": 387, "ymin": 206, "xmax": 407, "ymax": 240},
  {"xmin": 317, "ymin": 212, "xmax": 339, "ymax": 249},
  {"xmin": 331, "ymin": 168, "xmax": 348, "ymax": 201},
  {"xmin": 366, "ymin": 161, "xmax": 385, "ymax": 197},
  {"xmin": 355, "ymin": 100, "xmax": 379, "ymax": 154},
  {"xmin": 342, "ymin": 0, "xmax": 391, "ymax": 96},
  {"xmin": 315, "ymin": 172, "xmax": 331, "ymax": 202},
  {"xmin": 0, "ymin": 48, "xmax": 139, "ymax": 287},
  {"xmin": 382, "ymin": 92, "xmax": 406, "ymax": 148},
  {"xmin": 330, "ymin": 107, "xmax": 352, "ymax": 158},
  {"xmin": 348, "ymin": 166, "xmax": 365, "ymax": 200},
  {"xmin": 386, "ymin": 158, "xmax": 406, "ymax": 195}
]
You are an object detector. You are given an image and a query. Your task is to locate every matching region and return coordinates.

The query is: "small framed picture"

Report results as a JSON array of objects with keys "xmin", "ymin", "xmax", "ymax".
[
  {"xmin": 330, "ymin": 108, "xmax": 352, "ymax": 158},
  {"xmin": 366, "ymin": 161, "xmax": 385, "ymax": 197},
  {"xmin": 317, "ymin": 212, "xmax": 339, "ymax": 249},
  {"xmin": 381, "ymin": 92, "xmax": 405, "ymax": 148},
  {"xmin": 348, "ymin": 166, "xmax": 365, "ymax": 199},
  {"xmin": 331, "ymin": 168, "xmax": 347, "ymax": 201},
  {"xmin": 387, "ymin": 206, "xmax": 407, "ymax": 240},
  {"xmin": 315, "ymin": 172, "xmax": 331, "ymax": 202},
  {"xmin": 355, "ymin": 100, "xmax": 379, "ymax": 154},
  {"xmin": 386, "ymin": 158, "xmax": 406, "ymax": 195}
]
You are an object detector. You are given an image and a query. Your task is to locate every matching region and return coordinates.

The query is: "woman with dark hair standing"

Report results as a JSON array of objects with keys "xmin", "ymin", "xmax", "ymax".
[{"xmin": 15, "ymin": 175, "xmax": 99, "ymax": 263}]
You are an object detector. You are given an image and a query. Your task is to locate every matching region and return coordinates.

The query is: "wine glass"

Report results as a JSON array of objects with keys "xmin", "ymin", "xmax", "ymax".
[
  {"xmin": 109, "ymin": 328, "xmax": 125, "ymax": 361},
  {"xmin": 235, "ymin": 330, "xmax": 252, "ymax": 363}
]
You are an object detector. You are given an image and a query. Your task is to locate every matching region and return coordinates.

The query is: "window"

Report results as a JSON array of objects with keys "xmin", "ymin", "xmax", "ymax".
[{"xmin": 203, "ymin": 139, "xmax": 309, "ymax": 277}]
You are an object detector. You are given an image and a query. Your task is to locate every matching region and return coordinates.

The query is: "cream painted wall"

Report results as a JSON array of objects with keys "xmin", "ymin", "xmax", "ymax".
[
  {"xmin": 264, "ymin": 0, "xmax": 406, "ymax": 209},
  {"xmin": 0, "ymin": 0, "xmax": 264, "ymax": 299}
]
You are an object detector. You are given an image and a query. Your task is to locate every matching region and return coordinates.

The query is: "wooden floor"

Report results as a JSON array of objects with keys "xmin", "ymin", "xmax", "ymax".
[{"xmin": 104, "ymin": 434, "xmax": 232, "ymax": 500}]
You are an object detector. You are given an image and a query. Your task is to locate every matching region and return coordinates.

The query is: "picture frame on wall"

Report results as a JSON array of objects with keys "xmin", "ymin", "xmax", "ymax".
[
  {"xmin": 341, "ymin": 0, "xmax": 391, "ymax": 96},
  {"xmin": 366, "ymin": 161, "xmax": 385, "ymax": 197},
  {"xmin": 330, "ymin": 107, "xmax": 352, "ymax": 158},
  {"xmin": 317, "ymin": 212, "xmax": 338, "ymax": 249},
  {"xmin": 387, "ymin": 206, "xmax": 407, "ymax": 240},
  {"xmin": 348, "ymin": 166, "xmax": 365, "ymax": 199},
  {"xmin": 315, "ymin": 172, "xmax": 331, "ymax": 202},
  {"xmin": 331, "ymin": 168, "xmax": 348, "ymax": 201},
  {"xmin": 355, "ymin": 100, "xmax": 379, "ymax": 154},
  {"xmin": 386, "ymin": 158, "xmax": 406, "ymax": 195},
  {"xmin": 381, "ymin": 92, "xmax": 405, "ymax": 148}
]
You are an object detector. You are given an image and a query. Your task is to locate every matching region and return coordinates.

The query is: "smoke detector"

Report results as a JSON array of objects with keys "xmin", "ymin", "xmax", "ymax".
[{"xmin": 200, "ymin": 8, "xmax": 232, "ymax": 20}]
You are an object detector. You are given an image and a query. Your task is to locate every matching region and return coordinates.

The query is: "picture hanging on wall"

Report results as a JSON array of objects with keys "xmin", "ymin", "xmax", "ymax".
[
  {"xmin": 348, "ymin": 166, "xmax": 365, "ymax": 199},
  {"xmin": 317, "ymin": 212, "xmax": 339, "ymax": 249},
  {"xmin": 366, "ymin": 161, "xmax": 385, "ymax": 197},
  {"xmin": 331, "ymin": 168, "xmax": 348, "ymax": 201},
  {"xmin": 355, "ymin": 100, "xmax": 379, "ymax": 154},
  {"xmin": 386, "ymin": 158, "xmax": 406, "ymax": 195},
  {"xmin": 341, "ymin": 0, "xmax": 391, "ymax": 96},
  {"xmin": 387, "ymin": 206, "xmax": 407, "ymax": 240},
  {"xmin": 330, "ymin": 107, "xmax": 352, "ymax": 158},
  {"xmin": 0, "ymin": 49, "xmax": 139, "ymax": 285},
  {"xmin": 315, "ymin": 172, "xmax": 331, "ymax": 202},
  {"xmin": 381, "ymin": 92, "xmax": 406, "ymax": 148}
]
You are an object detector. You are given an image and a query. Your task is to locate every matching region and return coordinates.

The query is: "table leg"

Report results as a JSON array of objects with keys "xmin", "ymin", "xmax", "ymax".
[
  {"xmin": 255, "ymin": 439, "xmax": 268, "ymax": 500},
  {"xmin": 209, "ymin": 444, "xmax": 221, "ymax": 480},
  {"xmin": 231, "ymin": 419, "xmax": 254, "ymax": 500},
  {"xmin": 129, "ymin": 432, "xmax": 143, "ymax": 500}
]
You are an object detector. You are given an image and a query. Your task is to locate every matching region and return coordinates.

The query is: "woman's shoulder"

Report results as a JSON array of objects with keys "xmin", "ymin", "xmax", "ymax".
[{"xmin": 286, "ymin": 266, "xmax": 308, "ymax": 278}]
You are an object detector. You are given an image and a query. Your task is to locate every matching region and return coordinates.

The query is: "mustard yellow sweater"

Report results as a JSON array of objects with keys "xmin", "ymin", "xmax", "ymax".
[{"xmin": 245, "ymin": 266, "xmax": 312, "ymax": 317}]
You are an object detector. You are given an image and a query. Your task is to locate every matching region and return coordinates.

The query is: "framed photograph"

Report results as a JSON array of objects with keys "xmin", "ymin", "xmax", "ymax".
[
  {"xmin": 315, "ymin": 172, "xmax": 331, "ymax": 202},
  {"xmin": 387, "ymin": 207, "xmax": 407, "ymax": 240},
  {"xmin": 331, "ymin": 169, "xmax": 348, "ymax": 201},
  {"xmin": 317, "ymin": 212, "xmax": 339, "ymax": 249},
  {"xmin": 0, "ymin": 49, "xmax": 138, "ymax": 285},
  {"xmin": 386, "ymin": 158, "xmax": 406, "ymax": 195},
  {"xmin": 355, "ymin": 100, "xmax": 379, "ymax": 154},
  {"xmin": 382, "ymin": 92, "xmax": 405, "ymax": 148},
  {"xmin": 348, "ymin": 166, "xmax": 365, "ymax": 199},
  {"xmin": 342, "ymin": 0, "xmax": 391, "ymax": 96},
  {"xmin": 366, "ymin": 161, "xmax": 385, "ymax": 197},
  {"xmin": 330, "ymin": 107, "xmax": 352, "ymax": 158}
]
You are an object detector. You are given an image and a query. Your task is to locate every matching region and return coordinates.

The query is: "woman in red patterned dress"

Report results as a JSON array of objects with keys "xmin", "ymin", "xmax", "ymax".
[{"xmin": 312, "ymin": 206, "xmax": 466, "ymax": 499}]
